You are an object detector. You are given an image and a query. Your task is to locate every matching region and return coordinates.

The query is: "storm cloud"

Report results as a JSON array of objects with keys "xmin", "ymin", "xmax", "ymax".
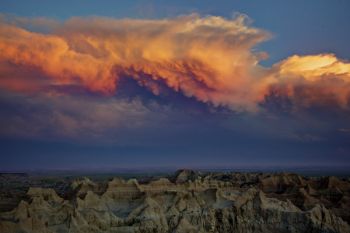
[{"xmin": 1, "ymin": 14, "xmax": 349, "ymax": 113}]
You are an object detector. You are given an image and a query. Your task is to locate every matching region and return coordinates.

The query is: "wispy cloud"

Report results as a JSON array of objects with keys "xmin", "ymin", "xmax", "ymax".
[{"xmin": 0, "ymin": 92, "xmax": 157, "ymax": 141}]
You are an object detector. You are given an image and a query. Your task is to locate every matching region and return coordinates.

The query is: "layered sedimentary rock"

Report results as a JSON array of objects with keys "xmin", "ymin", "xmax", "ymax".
[{"xmin": 1, "ymin": 170, "xmax": 350, "ymax": 233}]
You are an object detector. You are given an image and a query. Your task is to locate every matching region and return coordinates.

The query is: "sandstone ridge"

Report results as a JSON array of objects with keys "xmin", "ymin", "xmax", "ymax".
[{"xmin": 1, "ymin": 170, "xmax": 350, "ymax": 233}]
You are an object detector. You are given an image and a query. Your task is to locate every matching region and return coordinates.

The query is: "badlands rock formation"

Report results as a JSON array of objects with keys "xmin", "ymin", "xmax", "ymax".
[{"xmin": 1, "ymin": 170, "xmax": 350, "ymax": 233}]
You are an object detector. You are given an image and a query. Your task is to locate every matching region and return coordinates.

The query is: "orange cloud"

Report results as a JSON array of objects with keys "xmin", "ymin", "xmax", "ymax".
[
  {"xmin": 0, "ymin": 15, "xmax": 349, "ymax": 111},
  {"xmin": 272, "ymin": 54, "xmax": 350, "ymax": 108}
]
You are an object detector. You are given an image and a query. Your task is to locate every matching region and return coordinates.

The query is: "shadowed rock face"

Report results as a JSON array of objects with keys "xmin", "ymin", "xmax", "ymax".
[{"xmin": 1, "ymin": 171, "xmax": 350, "ymax": 233}]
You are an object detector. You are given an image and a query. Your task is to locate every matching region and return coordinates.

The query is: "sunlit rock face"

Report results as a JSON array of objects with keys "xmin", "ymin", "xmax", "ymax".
[{"xmin": 1, "ymin": 171, "xmax": 350, "ymax": 233}]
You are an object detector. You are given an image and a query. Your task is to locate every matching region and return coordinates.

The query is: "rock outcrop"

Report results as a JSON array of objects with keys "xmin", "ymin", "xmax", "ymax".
[{"xmin": 1, "ymin": 170, "xmax": 350, "ymax": 233}]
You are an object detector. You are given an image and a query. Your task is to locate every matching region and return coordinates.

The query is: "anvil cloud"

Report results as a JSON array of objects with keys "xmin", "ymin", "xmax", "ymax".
[{"xmin": 0, "ymin": 14, "xmax": 350, "ymax": 112}]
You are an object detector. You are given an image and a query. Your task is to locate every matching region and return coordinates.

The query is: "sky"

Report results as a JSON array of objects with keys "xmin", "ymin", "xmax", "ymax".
[{"xmin": 0, "ymin": 0, "xmax": 350, "ymax": 171}]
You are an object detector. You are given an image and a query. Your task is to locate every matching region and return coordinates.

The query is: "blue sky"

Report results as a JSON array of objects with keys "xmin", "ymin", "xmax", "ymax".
[{"xmin": 0, "ymin": 1, "xmax": 350, "ymax": 171}]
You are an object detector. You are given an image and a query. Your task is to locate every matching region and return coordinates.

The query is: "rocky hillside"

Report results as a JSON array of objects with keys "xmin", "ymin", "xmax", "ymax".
[{"xmin": 1, "ymin": 170, "xmax": 350, "ymax": 233}]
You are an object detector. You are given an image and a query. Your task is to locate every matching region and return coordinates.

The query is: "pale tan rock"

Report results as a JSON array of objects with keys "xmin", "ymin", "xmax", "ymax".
[{"xmin": 1, "ymin": 171, "xmax": 350, "ymax": 233}]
